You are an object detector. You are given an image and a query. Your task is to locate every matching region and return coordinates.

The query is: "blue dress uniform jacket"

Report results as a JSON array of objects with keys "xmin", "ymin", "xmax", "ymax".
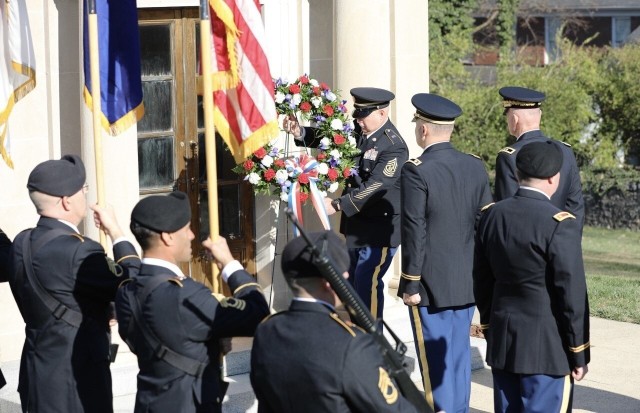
[
  {"xmin": 298, "ymin": 120, "xmax": 408, "ymax": 248},
  {"xmin": 8, "ymin": 217, "xmax": 141, "ymax": 413},
  {"xmin": 116, "ymin": 263, "xmax": 269, "ymax": 413},
  {"xmin": 473, "ymin": 188, "xmax": 590, "ymax": 375},
  {"xmin": 494, "ymin": 130, "xmax": 585, "ymax": 225},
  {"xmin": 0, "ymin": 228, "xmax": 10, "ymax": 282},
  {"xmin": 398, "ymin": 142, "xmax": 493, "ymax": 307},
  {"xmin": 250, "ymin": 300, "xmax": 419, "ymax": 413}
]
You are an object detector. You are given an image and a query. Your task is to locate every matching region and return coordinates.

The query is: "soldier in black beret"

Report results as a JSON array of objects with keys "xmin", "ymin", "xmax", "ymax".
[
  {"xmin": 8, "ymin": 154, "xmax": 141, "ymax": 412},
  {"xmin": 399, "ymin": 93, "xmax": 493, "ymax": 413},
  {"xmin": 283, "ymin": 86, "xmax": 408, "ymax": 320},
  {"xmin": 250, "ymin": 231, "xmax": 419, "ymax": 413},
  {"xmin": 115, "ymin": 191, "xmax": 269, "ymax": 413},
  {"xmin": 494, "ymin": 86, "xmax": 585, "ymax": 227},
  {"xmin": 474, "ymin": 141, "xmax": 590, "ymax": 413}
]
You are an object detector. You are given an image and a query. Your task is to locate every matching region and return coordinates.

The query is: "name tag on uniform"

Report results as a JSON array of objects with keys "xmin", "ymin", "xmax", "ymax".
[{"xmin": 364, "ymin": 148, "xmax": 378, "ymax": 160}]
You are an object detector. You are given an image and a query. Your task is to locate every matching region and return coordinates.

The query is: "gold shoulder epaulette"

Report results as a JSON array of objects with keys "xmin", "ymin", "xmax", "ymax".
[
  {"xmin": 384, "ymin": 129, "xmax": 399, "ymax": 144},
  {"xmin": 468, "ymin": 153, "xmax": 481, "ymax": 159},
  {"xmin": 406, "ymin": 158, "xmax": 422, "ymax": 167},
  {"xmin": 70, "ymin": 233, "xmax": 84, "ymax": 242},
  {"xmin": 553, "ymin": 211, "xmax": 576, "ymax": 222},
  {"xmin": 560, "ymin": 141, "xmax": 572, "ymax": 147},
  {"xmin": 481, "ymin": 202, "xmax": 495, "ymax": 212},
  {"xmin": 499, "ymin": 147, "xmax": 516, "ymax": 155},
  {"xmin": 330, "ymin": 312, "xmax": 356, "ymax": 337},
  {"xmin": 168, "ymin": 278, "xmax": 184, "ymax": 287}
]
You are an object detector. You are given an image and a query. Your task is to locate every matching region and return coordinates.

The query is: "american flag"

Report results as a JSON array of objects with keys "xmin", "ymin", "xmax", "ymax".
[{"xmin": 206, "ymin": 0, "xmax": 279, "ymax": 163}]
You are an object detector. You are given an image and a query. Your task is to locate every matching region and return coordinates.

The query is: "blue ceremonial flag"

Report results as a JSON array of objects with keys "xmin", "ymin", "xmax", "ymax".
[{"xmin": 82, "ymin": 0, "xmax": 144, "ymax": 135}]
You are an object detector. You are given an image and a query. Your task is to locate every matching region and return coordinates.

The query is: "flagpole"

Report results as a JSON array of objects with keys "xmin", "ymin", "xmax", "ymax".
[
  {"xmin": 200, "ymin": 0, "xmax": 221, "ymax": 293},
  {"xmin": 87, "ymin": 0, "xmax": 107, "ymax": 247}
]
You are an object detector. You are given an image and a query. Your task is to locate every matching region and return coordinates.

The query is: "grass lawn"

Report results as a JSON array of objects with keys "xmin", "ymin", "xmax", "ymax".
[{"xmin": 582, "ymin": 226, "xmax": 640, "ymax": 324}]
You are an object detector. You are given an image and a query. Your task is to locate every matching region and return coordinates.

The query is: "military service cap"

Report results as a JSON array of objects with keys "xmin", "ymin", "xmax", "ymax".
[
  {"xmin": 351, "ymin": 87, "xmax": 395, "ymax": 119},
  {"xmin": 516, "ymin": 141, "xmax": 563, "ymax": 179},
  {"xmin": 281, "ymin": 230, "xmax": 349, "ymax": 279},
  {"xmin": 27, "ymin": 154, "xmax": 86, "ymax": 197},
  {"xmin": 131, "ymin": 191, "xmax": 191, "ymax": 233},
  {"xmin": 499, "ymin": 86, "xmax": 545, "ymax": 110},
  {"xmin": 411, "ymin": 93, "xmax": 462, "ymax": 125}
]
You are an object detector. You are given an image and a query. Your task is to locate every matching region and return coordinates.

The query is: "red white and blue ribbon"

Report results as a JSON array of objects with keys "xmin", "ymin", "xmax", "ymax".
[{"xmin": 285, "ymin": 154, "xmax": 331, "ymax": 236}]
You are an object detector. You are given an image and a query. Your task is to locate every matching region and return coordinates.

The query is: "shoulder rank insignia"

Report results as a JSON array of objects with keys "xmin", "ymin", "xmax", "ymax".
[
  {"xmin": 553, "ymin": 211, "xmax": 576, "ymax": 222},
  {"xmin": 480, "ymin": 202, "xmax": 495, "ymax": 212},
  {"xmin": 383, "ymin": 158, "xmax": 398, "ymax": 177},
  {"xmin": 468, "ymin": 153, "xmax": 481, "ymax": 159},
  {"xmin": 378, "ymin": 367, "xmax": 399, "ymax": 404},
  {"xmin": 406, "ymin": 158, "xmax": 422, "ymax": 166},
  {"xmin": 383, "ymin": 129, "xmax": 399, "ymax": 144},
  {"xmin": 560, "ymin": 141, "xmax": 572, "ymax": 147},
  {"xmin": 499, "ymin": 147, "xmax": 516, "ymax": 155}
]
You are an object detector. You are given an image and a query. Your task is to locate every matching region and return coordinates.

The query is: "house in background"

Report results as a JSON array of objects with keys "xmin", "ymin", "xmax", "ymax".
[{"xmin": 472, "ymin": 0, "xmax": 640, "ymax": 66}]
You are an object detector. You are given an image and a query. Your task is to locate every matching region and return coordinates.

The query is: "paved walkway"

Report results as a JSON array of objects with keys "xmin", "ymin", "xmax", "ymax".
[{"xmin": 1, "ymin": 293, "xmax": 639, "ymax": 412}]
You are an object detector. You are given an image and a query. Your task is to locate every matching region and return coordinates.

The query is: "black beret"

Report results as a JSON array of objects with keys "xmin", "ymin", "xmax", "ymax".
[
  {"xmin": 131, "ymin": 191, "xmax": 191, "ymax": 233},
  {"xmin": 281, "ymin": 231, "xmax": 349, "ymax": 279},
  {"xmin": 27, "ymin": 154, "xmax": 86, "ymax": 196},
  {"xmin": 351, "ymin": 87, "xmax": 395, "ymax": 118},
  {"xmin": 411, "ymin": 93, "xmax": 462, "ymax": 125},
  {"xmin": 499, "ymin": 86, "xmax": 545, "ymax": 109},
  {"xmin": 516, "ymin": 141, "xmax": 563, "ymax": 179}
]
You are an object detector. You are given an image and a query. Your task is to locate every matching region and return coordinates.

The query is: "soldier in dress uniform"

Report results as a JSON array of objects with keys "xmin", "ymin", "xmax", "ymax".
[
  {"xmin": 115, "ymin": 192, "xmax": 269, "ymax": 413},
  {"xmin": 250, "ymin": 230, "xmax": 419, "ymax": 413},
  {"xmin": 8, "ymin": 155, "xmax": 141, "ymax": 412},
  {"xmin": 0, "ymin": 226, "xmax": 10, "ymax": 389},
  {"xmin": 474, "ymin": 141, "xmax": 590, "ymax": 413},
  {"xmin": 494, "ymin": 86, "xmax": 585, "ymax": 226},
  {"xmin": 398, "ymin": 93, "xmax": 494, "ymax": 413},
  {"xmin": 283, "ymin": 87, "xmax": 408, "ymax": 319}
]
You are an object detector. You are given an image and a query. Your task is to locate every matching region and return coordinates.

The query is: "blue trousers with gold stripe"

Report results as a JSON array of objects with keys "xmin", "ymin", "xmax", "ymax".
[
  {"xmin": 492, "ymin": 369, "xmax": 573, "ymax": 413},
  {"xmin": 348, "ymin": 247, "xmax": 397, "ymax": 319},
  {"xmin": 409, "ymin": 304, "xmax": 474, "ymax": 413}
]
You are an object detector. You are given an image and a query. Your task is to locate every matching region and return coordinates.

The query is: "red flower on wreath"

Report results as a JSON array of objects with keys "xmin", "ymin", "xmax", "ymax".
[
  {"xmin": 264, "ymin": 169, "xmax": 276, "ymax": 181},
  {"xmin": 289, "ymin": 84, "xmax": 300, "ymax": 94},
  {"xmin": 313, "ymin": 86, "xmax": 321, "ymax": 96},
  {"xmin": 243, "ymin": 160, "xmax": 254, "ymax": 171},
  {"xmin": 317, "ymin": 152, "xmax": 326, "ymax": 161},
  {"xmin": 298, "ymin": 173, "xmax": 310, "ymax": 185},
  {"xmin": 298, "ymin": 192, "xmax": 309, "ymax": 204},
  {"xmin": 320, "ymin": 82, "xmax": 329, "ymax": 90},
  {"xmin": 333, "ymin": 134, "xmax": 346, "ymax": 145},
  {"xmin": 323, "ymin": 105, "xmax": 334, "ymax": 117},
  {"xmin": 274, "ymin": 159, "xmax": 285, "ymax": 168},
  {"xmin": 253, "ymin": 147, "xmax": 267, "ymax": 159},
  {"xmin": 343, "ymin": 168, "xmax": 351, "ymax": 178},
  {"xmin": 299, "ymin": 75, "xmax": 309, "ymax": 84},
  {"xmin": 327, "ymin": 168, "xmax": 339, "ymax": 181},
  {"xmin": 300, "ymin": 102, "xmax": 312, "ymax": 112}
]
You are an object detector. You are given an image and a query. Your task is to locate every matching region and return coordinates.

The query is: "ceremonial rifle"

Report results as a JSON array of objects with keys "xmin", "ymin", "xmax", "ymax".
[{"xmin": 285, "ymin": 209, "xmax": 433, "ymax": 413}]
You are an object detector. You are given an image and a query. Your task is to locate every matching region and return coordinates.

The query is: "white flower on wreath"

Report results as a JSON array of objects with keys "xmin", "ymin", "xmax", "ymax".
[
  {"xmin": 275, "ymin": 91, "xmax": 286, "ymax": 104},
  {"xmin": 320, "ymin": 190, "xmax": 327, "ymax": 198},
  {"xmin": 328, "ymin": 182, "xmax": 340, "ymax": 193},
  {"xmin": 261, "ymin": 155, "xmax": 274, "ymax": 168},
  {"xmin": 310, "ymin": 96, "xmax": 323, "ymax": 108},
  {"xmin": 319, "ymin": 137, "xmax": 331, "ymax": 150},
  {"xmin": 330, "ymin": 118, "xmax": 343, "ymax": 130},
  {"xmin": 325, "ymin": 91, "xmax": 337, "ymax": 102},
  {"xmin": 330, "ymin": 149, "xmax": 342, "ymax": 159},
  {"xmin": 348, "ymin": 136, "xmax": 357, "ymax": 146},
  {"xmin": 292, "ymin": 94, "xmax": 302, "ymax": 105},
  {"xmin": 247, "ymin": 172, "xmax": 261, "ymax": 185},
  {"xmin": 275, "ymin": 169, "xmax": 289, "ymax": 184},
  {"xmin": 316, "ymin": 163, "xmax": 329, "ymax": 175},
  {"xmin": 280, "ymin": 192, "xmax": 289, "ymax": 202},
  {"xmin": 310, "ymin": 78, "xmax": 319, "ymax": 87}
]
